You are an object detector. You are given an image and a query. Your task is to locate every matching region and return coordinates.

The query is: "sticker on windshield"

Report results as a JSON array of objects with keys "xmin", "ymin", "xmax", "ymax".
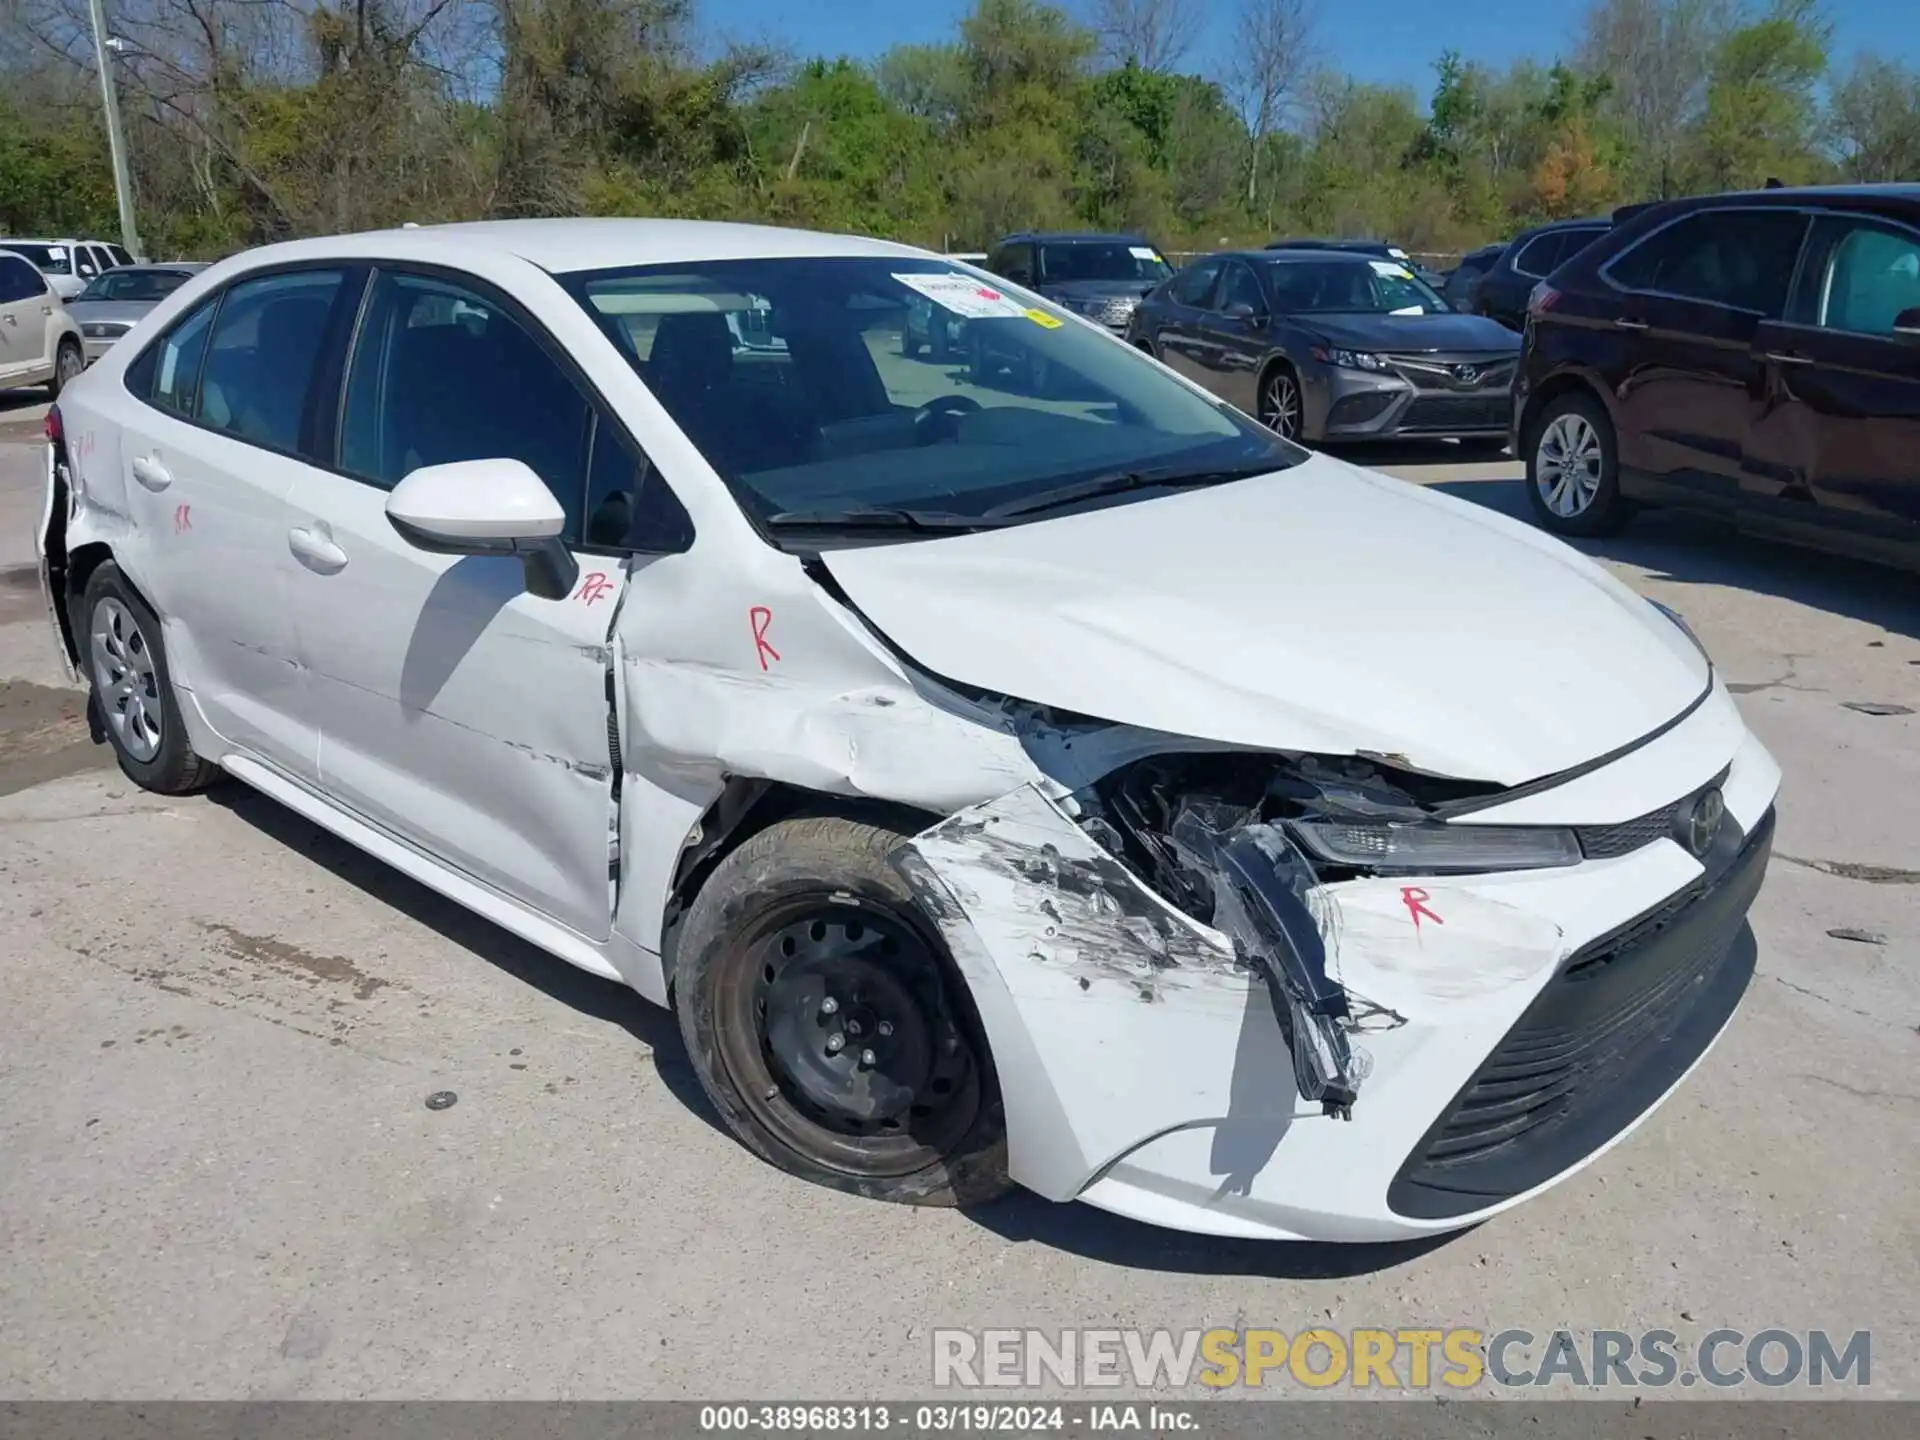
[
  {"xmin": 894, "ymin": 272, "xmax": 1030, "ymax": 320},
  {"xmin": 1128, "ymin": 246, "xmax": 1160, "ymax": 261},
  {"xmin": 1370, "ymin": 260, "xmax": 1414, "ymax": 280},
  {"xmin": 1025, "ymin": 308, "xmax": 1063, "ymax": 329},
  {"xmin": 1388, "ymin": 305, "xmax": 1424, "ymax": 316}
]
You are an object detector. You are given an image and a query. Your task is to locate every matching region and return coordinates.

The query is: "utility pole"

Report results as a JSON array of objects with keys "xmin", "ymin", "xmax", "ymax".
[{"xmin": 85, "ymin": 0, "xmax": 143, "ymax": 260}]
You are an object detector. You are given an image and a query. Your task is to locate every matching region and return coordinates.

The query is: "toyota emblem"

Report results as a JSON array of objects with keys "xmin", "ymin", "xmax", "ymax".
[
  {"xmin": 1454, "ymin": 364, "xmax": 1480, "ymax": 385},
  {"xmin": 1686, "ymin": 788, "xmax": 1726, "ymax": 857}
]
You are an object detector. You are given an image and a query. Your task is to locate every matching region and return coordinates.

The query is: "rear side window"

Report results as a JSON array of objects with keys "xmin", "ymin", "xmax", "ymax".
[
  {"xmin": 1606, "ymin": 209, "xmax": 1809, "ymax": 316},
  {"xmin": 130, "ymin": 298, "xmax": 219, "ymax": 418},
  {"xmin": 197, "ymin": 270, "xmax": 346, "ymax": 457},
  {"xmin": 1511, "ymin": 233, "xmax": 1566, "ymax": 277}
]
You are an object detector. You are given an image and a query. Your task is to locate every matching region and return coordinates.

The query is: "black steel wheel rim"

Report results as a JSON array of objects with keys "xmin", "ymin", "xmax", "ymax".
[{"xmin": 714, "ymin": 896, "xmax": 983, "ymax": 1178}]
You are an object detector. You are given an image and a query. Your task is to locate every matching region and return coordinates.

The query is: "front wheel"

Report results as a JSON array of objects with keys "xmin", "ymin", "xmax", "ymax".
[
  {"xmin": 1525, "ymin": 392, "xmax": 1628, "ymax": 536},
  {"xmin": 674, "ymin": 813, "xmax": 1011, "ymax": 1206},
  {"xmin": 1258, "ymin": 364, "xmax": 1304, "ymax": 441}
]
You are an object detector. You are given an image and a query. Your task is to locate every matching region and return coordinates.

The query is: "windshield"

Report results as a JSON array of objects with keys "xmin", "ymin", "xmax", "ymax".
[
  {"xmin": 5, "ymin": 243, "xmax": 70, "ymax": 275},
  {"xmin": 1262, "ymin": 258, "xmax": 1450, "ymax": 315},
  {"xmin": 562, "ymin": 256, "xmax": 1299, "ymax": 535},
  {"xmin": 78, "ymin": 268, "xmax": 193, "ymax": 303},
  {"xmin": 1039, "ymin": 242, "xmax": 1172, "ymax": 285}
]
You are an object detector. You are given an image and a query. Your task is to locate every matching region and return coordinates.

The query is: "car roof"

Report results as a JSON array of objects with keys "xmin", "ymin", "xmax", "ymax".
[
  {"xmin": 996, "ymin": 231, "xmax": 1153, "ymax": 245},
  {"xmin": 227, "ymin": 219, "xmax": 929, "ymax": 277},
  {"xmin": 1264, "ymin": 238, "xmax": 1397, "ymax": 251},
  {"xmin": 1247, "ymin": 248, "xmax": 1380, "ymax": 263}
]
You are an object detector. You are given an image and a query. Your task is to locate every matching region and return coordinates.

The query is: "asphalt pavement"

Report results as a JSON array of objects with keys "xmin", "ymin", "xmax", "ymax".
[{"xmin": 0, "ymin": 386, "xmax": 1914, "ymax": 1400}]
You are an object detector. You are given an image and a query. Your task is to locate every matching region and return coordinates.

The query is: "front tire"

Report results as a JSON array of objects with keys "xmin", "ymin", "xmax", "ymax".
[
  {"xmin": 1258, "ymin": 363, "xmax": 1304, "ymax": 441},
  {"xmin": 47, "ymin": 338, "xmax": 84, "ymax": 398},
  {"xmin": 1525, "ymin": 391, "xmax": 1628, "ymax": 536},
  {"xmin": 78, "ymin": 563, "xmax": 220, "ymax": 794},
  {"xmin": 674, "ymin": 813, "xmax": 1011, "ymax": 1207}
]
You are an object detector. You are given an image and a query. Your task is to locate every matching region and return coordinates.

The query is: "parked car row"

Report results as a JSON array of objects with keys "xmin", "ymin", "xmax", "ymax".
[{"xmin": 1, "ymin": 238, "xmax": 208, "ymax": 394}]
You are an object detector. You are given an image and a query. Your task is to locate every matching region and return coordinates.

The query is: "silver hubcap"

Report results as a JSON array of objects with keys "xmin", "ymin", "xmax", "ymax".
[
  {"xmin": 1536, "ymin": 413, "xmax": 1604, "ymax": 517},
  {"xmin": 90, "ymin": 596, "xmax": 162, "ymax": 762},
  {"xmin": 58, "ymin": 347, "xmax": 82, "ymax": 382},
  {"xmin": 1262, "ymin": 374, "xmax": 1301, "ymax": 438}
]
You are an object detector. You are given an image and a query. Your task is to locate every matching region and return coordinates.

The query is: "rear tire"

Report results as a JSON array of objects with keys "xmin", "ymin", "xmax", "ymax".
[
  {"xmin": 674, "ymin": 813, "xmax": 1011, "ymax": 1207},
  {"xmin": 1524, "ymin": 391, "xmax": 1628, "ymax": 536},
  {"xmin": 77, "ymin": 563, "xmax": 220, "ymax": 795},
  {"xmin": 47, "ymin": 338, "xmax": 83, "ymax": 398}
]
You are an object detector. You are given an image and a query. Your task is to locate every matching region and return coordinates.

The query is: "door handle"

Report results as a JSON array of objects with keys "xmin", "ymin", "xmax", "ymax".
[
  {"xmin": 1614, "ymin": 317, "xmax": 1650, "ymax": 331},
  {"xmin": 131, "ymin": 455, "xmax": 172, "ymax": 491},
  {"xmin": 1764, "ymin": 351, "xmax": 1813, "ymax": 366},
  {"xmin": 287, "ymin": 526, "xmax": 348, "ymax": 573},
  {"xmin": 3, "ymin": 313, "xmax": 17, "ymax": 326}
]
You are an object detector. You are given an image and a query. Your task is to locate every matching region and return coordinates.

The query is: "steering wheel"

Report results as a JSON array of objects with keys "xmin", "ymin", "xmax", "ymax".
[{"xmin": 913, "ymin": 393, "xmax": 982, "ymax": 445}]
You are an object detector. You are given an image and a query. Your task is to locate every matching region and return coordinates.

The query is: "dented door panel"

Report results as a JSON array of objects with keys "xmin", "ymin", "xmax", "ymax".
[
  {"xmin": 285, "ymin": 470, "xmax": 625, "ymax": 941},
  {"xmin": 897, "ymin": 754, "xmax": 1773, "ymax": 1235}
]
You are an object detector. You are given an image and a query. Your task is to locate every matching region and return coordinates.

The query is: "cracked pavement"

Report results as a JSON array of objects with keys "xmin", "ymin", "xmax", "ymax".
[{"xmin": 0, "ymin": 410, "xmax": 1915, "ymax": 1400}]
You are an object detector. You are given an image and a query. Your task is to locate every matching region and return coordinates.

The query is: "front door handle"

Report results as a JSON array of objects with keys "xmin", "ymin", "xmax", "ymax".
[
  {"xmin": 1614, "ymin": 317, "xmax": 1650, "ymax": 331},
  {"xmin": 131, "ymin": 455, "xmax": 172, "ymax": 491},
  {"xmin": 288, "ymin": 526, "xmax": 348, "ymax": 573},
  {"xmin": 1764, "ymin": 350, "xmax": 1813, "ymax": 366}
]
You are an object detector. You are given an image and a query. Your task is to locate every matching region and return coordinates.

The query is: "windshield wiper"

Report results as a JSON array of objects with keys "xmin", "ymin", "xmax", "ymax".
[
  {"xmin": 764, "ymin": 507, "xmax": 1000, "ymax": 533},
  {"xmin": 982, "ymin": 463, "xmax": 1279, "ymax": 521}
]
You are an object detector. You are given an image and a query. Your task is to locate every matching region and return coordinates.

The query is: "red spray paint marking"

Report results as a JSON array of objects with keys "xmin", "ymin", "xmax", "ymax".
[
  {"xmin": 1401, "ymin": 886, "xmax": 1443, "ymax": 933},
  {"xmin": 173, "ymin": 504, "xmax": 191, "ymax": 533},
  {"xmin": 976, "ymin": 287, "xmax": 1002, "ymax": 302},
  {"xmin": 750, "ymin": 605, "xmax": 781, "ymax": 671},
  {"xmin": 576, "ymin": 571, "xmax": 614, "ymax": 606}
]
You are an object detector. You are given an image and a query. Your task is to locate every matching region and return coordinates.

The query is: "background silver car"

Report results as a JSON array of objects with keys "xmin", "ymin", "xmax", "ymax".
[{"xmin": 67, "ymin": 263, "xmax": 208, "ymax": 362}]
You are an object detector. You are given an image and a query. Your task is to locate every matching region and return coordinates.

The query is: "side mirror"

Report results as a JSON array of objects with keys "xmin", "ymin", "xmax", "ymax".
[
  {"xmin": 1893, "ymin": 307, "xmax": 1920, "ymax": 338},
  {"xmin": 386, "ymin": 458, "xmax": 580, "ymax": 601},
  {"xmin": 1222, "ymin": 300, "xmax": 1263, "ymax": 324}
]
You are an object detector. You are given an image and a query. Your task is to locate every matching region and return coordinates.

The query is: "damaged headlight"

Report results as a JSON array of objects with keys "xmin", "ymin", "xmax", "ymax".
[{"xmin": 1290, "ymin": 818, "xmax": 1581, "ymax": 874}]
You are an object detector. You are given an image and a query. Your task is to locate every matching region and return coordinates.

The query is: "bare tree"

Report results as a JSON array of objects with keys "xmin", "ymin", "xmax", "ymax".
[
  {"xmin": 1576, "ymin": 0, "xmax": 1731, "ymax": 196},
  {"xmin": 1226, "ymin": 0, "xmax": 1317, "ymax": 206},
  {"xmin": 1087, "ymin": 0, "xmax": 1203, "ymax": 72}
]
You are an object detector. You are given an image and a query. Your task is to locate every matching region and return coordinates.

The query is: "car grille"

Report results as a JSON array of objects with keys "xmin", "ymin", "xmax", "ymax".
[
  {"xmin": 1388, "ymin": 806, "xmax": 1773, "ymax": 1220},
  {"xmin": 1399, "ymin": 394, "xmax": 1509, "ymax": 430},
  {"xmin": 1576, "ymin": 805, "xmax": 1681, "ymax": 859},
  {"xmin": 1087, "ymin": 297, "xmax": 1137, "ymax": 327},
  {"xmin": 82, "ymin": 322, "xmax": 130, "ymax": 339}
]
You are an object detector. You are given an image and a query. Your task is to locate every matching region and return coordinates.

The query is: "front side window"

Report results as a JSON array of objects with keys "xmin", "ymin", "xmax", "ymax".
[
  {"xmin": 197, "ymin": 269, "xmax": 345, "ymax": 456},
  {"xmin": 1038, "ymin": 241, "xmax": 1172, "ymax": 286},
  {"xmin": 1218, "ymin": 263, "xmax": 1267, "ymax": 315},
  {"xmin": 562, "ymin": 255, "xmax": 1298, "ymax": 535},
  {"xmin": 1511, "ymin": 233, "xmax": 1566, "ymax": 278},
  {"xmin": 1170, "ymin": 259, "xmax": 1222, "ymax": 307},
  {"xmin": 341, "ymin": 270, "xmax": 593, "ymax": 533},
  {"xmin": 1795, "ymin": 219, "xmax": 1920, "ymax": 338},
  {"xmin": 1262, "ymin": 258, "xmax": 1449, "ymax": 315},
  {"xmin": 0, "ymin": 256, "xmax": 38, "ymax": 304},
  {"xmin": 1606, "ymin": 209, "xmax": 1809, "ymax": 316}
]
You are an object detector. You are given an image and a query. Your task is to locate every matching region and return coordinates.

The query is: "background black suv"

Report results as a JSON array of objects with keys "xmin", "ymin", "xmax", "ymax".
[
  {"xmin": 1513, "ymin": 184, "xmax": 1920, "ymax": 570},
  {"xmin": 983, "ymin": 231, "xmax": 1172, "ymax": 332},
  {"xmin": 1472, "ymin": 217, "xmax": 1612, "ymax": 330}
]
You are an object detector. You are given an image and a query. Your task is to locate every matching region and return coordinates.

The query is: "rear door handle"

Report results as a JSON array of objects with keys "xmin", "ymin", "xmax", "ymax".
[
  {"xmin": 1614, "ymin": 317, "xmax": 1649, "ymax": 331},
  {"xmin": 288, "ymin": 525, "xmax": 348, "ymax": 573},
  {"xmin": 1764, "ymin": 351, "xmax": 1813, "ymax": 366},
  {"xmin": 131, "ymin": 455, "xmax": 172, "ymax": 491}
]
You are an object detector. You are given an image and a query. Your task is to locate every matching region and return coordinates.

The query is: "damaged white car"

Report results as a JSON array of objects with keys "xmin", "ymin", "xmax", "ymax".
[{"xmin": 38, "ymin": 220, "xmax": 1779, "ymax": 1242}]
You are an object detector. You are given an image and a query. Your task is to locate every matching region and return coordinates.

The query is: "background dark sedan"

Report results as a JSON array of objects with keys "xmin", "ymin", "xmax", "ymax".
[{"xmin": 1129, "ymin": 249, "xmax": 1520, "ymax": 444}]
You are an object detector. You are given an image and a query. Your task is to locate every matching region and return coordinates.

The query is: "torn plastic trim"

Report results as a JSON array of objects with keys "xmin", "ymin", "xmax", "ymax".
[{"xmin": 1165, "ymin": 806, "xmax": 1360, "ymax": 1121}]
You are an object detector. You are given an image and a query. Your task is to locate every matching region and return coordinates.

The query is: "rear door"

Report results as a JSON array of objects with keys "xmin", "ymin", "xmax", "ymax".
[
  {"xmin": 0, "ymin": 256, "xmax": 39, "ymax": 382},
  {"xmin": 1601, "ymin": 206, "xmax": 1810, "ymax": 513},
  {"xmin": 109, "ymin": 267, "xmax": 353, "ymax": 776},
  {"xmin": 282, "ymin": 265, "xmax": 684, "ymax": 940},
  {"xmin": 1152, "ymin": 258, "xmax": 1223, "ymax": 383},
  {"xmin": 1745, "ymin": 212, "xmax": 1920, "ymax": 556}
]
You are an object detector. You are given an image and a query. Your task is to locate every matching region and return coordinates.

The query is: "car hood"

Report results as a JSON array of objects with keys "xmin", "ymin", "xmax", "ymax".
[
  {"xmin": 67, "ymin": 300, "xmax": 156, "ymax": 325},
  {"xmin": 1295, "ymin": 311, "xmax": 1520, "ymax": 355},
  {"xmin": 820, "ymin": 453, "xmax": 1708, "ymax": 787}
]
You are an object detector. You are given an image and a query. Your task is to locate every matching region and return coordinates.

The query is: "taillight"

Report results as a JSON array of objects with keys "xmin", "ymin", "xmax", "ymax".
[
  {"xmin": 1527, "ymin": 282, "xmax": 1561, "ymax": 316},
  {"xmin": 44, "ymin": 405, "xmax": 62, "ymax": 444}
]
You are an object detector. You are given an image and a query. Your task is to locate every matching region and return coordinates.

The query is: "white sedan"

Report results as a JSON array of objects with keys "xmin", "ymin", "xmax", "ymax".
[{"xmin": 37, "ymin": 219, "xmax": 1779, "ymax": 1242}]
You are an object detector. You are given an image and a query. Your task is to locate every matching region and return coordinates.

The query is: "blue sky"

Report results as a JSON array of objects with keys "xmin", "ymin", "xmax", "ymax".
[{"xmin": 701, "ymin": 0, "xmax": 1918, "ymax": 102}]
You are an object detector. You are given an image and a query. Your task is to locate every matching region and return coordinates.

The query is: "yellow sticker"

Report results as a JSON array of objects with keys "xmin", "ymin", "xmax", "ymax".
[{"xmin": 1026, "ymin": 308, "xmax": 1064, "ymax": 329}]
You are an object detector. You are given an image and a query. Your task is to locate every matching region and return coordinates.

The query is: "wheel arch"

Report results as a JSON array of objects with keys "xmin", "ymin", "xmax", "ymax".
[{"xmin": 1518, "ymin": 367, "xmax": 1617, "ymax": 450}]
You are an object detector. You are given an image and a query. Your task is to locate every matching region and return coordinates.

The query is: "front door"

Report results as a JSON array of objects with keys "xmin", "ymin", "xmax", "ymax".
[
  {"xmin": 1190, "ymin": 260, "xmax": 1268, "ymax": 413},
  {"xmin": 282, "ymin": 266, "xmax": 641, "ymax": 940},
  {"xmin": 1604, "ymin": 207, "xmax": 1810, "ymax": 511},
  {"xmin": 1744, "ymin": 213, "xmax": 1920, "ymax": 556}
]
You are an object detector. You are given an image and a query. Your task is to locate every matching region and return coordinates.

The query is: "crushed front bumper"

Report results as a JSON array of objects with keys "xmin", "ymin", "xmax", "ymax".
[{"xmin": 894, "ymin": 689, "xmax": 1779, "ymax": 1242}]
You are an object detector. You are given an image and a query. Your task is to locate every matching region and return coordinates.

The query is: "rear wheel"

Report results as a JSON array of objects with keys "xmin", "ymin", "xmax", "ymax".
[
  {"xmin": 1525, "ymin": 391, "xmax": 1628, "ymax": 536},
  {"xmin": 78, "ymin": 563, "xmax": 220, "ymax": 794},
  {"xmin": 47, "ymin": 338, "xmax": 83, "ymax": 397},
  {"xmin": 674, "ymin": 813, "xmax": 1010, "ymax": 1206}
]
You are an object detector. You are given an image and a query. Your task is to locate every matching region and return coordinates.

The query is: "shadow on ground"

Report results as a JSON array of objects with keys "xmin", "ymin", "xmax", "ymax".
[
  {"xmin": 205, "ymin": 780, "xmax": 730, "ymax": 1140},
  {"xmin": 1432, "ymin": 473, "xmax": 1920, "ymax": 643}
]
